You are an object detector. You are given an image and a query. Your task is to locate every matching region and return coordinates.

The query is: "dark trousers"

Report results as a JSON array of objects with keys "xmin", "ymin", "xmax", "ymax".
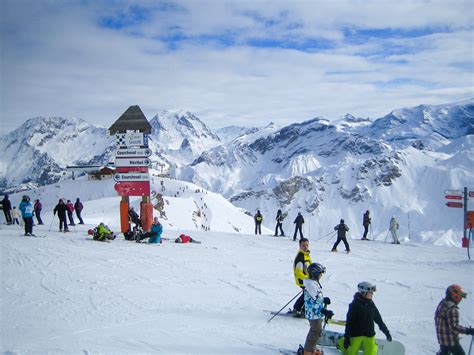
[
  {"xmin": 304, "ymin": 318, "xmax": 323, "ymax": 352},
  {"xmin": 362, "ymin": 225, "xmax": 369, "ymax": 239},
  {"xmin": 275, "ymin": 222, "xmax": 284, "ymax": 236},
  {"xmin": 76, "ymin": 210, "xmax": 84, "ymax": 224},
  {"xmin": 255, "ymin": 223, "xmax": 261, "ymax": 235},
  {"xmin": 36, "ymin": 211, "xmax": 43, "ymax": 225},
  {"xmin": 59, "ymin": 215, "xmax": 68, "ymax": 231},
  {"xmin": 293, "ymin": 288, "xmax": 305, "ymax": 313},
  {"xmin": 67, "ymin": 212, "xmax": 75, "ymax": 225},
  {"xmin": 438, "ymin": 344, "xmax": 465, "ymax": 355},
  {"xmin": 332, "ymin": 236, "xmax": 350, "ymax": 251},
  {"xmin": 293, "ymin": 225, "xmax": 303, "ymax": 240},
  {"xmin": 23, "ymin": 217, "xmax": 33, "ymax": 235},
  {"xmin": 4, "ymin": 210, "xmax": 12, "ymax": 224}
]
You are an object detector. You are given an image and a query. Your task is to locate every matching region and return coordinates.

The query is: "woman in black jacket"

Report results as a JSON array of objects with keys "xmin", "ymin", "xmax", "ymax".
[{"xmin": 53, "ymin": 199, "xmax": 69, "ymax": 232}]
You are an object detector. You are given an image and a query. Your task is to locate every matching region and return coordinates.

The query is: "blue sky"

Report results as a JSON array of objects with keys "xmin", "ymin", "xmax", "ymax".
[{"xmin": 1, "ymin": 0, "xmax": 473, "ymax": 134}]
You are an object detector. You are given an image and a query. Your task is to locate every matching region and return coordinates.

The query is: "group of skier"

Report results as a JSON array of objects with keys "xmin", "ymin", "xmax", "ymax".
[
  {"xmin": 52, "ymin": 198, "xmax": 85, "ymax": 232},
  {"xmin": 253, "ymin": 210, "xmax": 305, "ymax": 240}
]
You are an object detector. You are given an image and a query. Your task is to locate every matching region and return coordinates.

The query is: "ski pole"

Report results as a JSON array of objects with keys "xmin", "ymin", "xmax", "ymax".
[
  {"xmin": 468, "ymin": 334, "xmax": 473, "ymax": 355},
  {"xmin": 267, "ymin": 290, "xmax": 303, "ymax": 323},
  {"xmin": 384, "ymin": 230, "xmax": 390, "ymax": 243}
]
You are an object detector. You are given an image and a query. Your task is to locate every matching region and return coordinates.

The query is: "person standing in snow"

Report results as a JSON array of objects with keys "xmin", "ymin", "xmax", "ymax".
[
  {"xmin": 254, "ymin": 210, "xmax": 263, "ymax": 235},
  {"xmin": 34, "ymin": 199, "xmax": 44, "ymax": 225},
  {"xmin": 340, "ymin": 282, "xmax": 392, "ymax": 355},
  {"xmin": 331, "ymin": 219, "xmax": 350, "ymax": 253},
  {"xmin": 74, "ymin": 198, "xmax": 84, "ymax": 224},
  {"xmin": 274, "ymin": 209, "xmax": 285, "ymax": 236},
  {"xmin": 53, "ymin": 199, "xmax": 69, "ymax": 232},
  {"xmin": 293, "ymin": 212, "xmax": 305, "ymax": 241},
  {"xmin": 1, "ymin": 194, "xmax": 13, "ymax": 225},
  {"xmin": 293, "ymin": 238, "xmax": 311, "ymax": 316},
  {"xmin": 435, "ymin": 284, "xmax": 474, "ymax": 355},
  {"xmin": 361, "ymin": 210, "xmax": 371, "ymax": 240},
  {"xmin": 66, "ymin": 200, "xmax": 75, "ymax": 226},
  {"xmin": 128, "ymin": 207, "xmax": 141, "ymax": 228},
  {"xmin": 19, "ymin": 195, "xmax": 34, "ymax": 236},
  {"xmin": 11, "ymin": 206, "xmax": 20, "ymax": 225},
  {"xmin": 389, "ymin": 217, "xmax": 400, "ymax": 244}
]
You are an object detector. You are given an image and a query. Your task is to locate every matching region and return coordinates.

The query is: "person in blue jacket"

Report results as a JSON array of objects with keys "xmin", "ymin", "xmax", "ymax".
[
  {"xmin": 19, "ymin": 195, "xmax": 34, "ymax": 236},
  {"xmin": 148, "ymin": 217, "xmax": 163, "ymax": 243}
]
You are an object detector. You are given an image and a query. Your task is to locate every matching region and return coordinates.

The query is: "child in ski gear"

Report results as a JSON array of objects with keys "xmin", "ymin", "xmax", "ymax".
[
  {"xmin": 53, "ymin": 199, "xmax": 69, "ymax": 232},
  {"xmin": 254, "ymin": 210, "xmax": 263, "ymax": 235},
  {"xmin": 293, "ymin": 212, "xmax": 305, "ymax": 241},
  {"xmin": 2, "ymin": 194, "xmax": 13, "ymax": 225},
  {"xmin": 332, "ymin": 219, "xmax": 350, "ymax": 252},
  {"xmin": 74, "ymin": 198, "xmax": 84, "ymax": 224},
  {"xmin": 340, "ymin": 281, "xmax": 391, "ymax": 355},
  {"xmin": 361, "ymin": 210, "xmax": 371, "ymax": 240},
  {"xmin": 303, "ymin": 263, "xmax": 334, "ymax": 355},
  {"xmin": 275, "ymin": 209, "xmax": 285, "ymax": 236},
  {"xmin": 34, "ymin": 199, "xmax": 44, "ymax": 225},
  {"xmin": 293, "ymin": 238, "xmax": 311, "ymax": 316},
  {"xmin": 435, "ymin": 284, "xmax": 474, "ymax": 355},
  {"xmin": 19, "ymin": 195, "xmax": 34, "ymax": 236},
  {"xmin": 11, "ymin": 207, "xmax": 20, "ymax": 225},
  {"xmin": 389, "ymin": 217, "xmax": 400, "ymax": 244},
  {"xmin": 128, "ymin": 207, "xmax": 141, "ymax": 228},
  {"xmin": 66, "ymin": 200, "xmax": 75, "ymax": 226},
  {"xmin": 94, "ymin": 223, "xmax": 115, "ymax": 242},
  {"xmin": 175, "ymin": 234, "xmax": 200, "ymax": 243}
]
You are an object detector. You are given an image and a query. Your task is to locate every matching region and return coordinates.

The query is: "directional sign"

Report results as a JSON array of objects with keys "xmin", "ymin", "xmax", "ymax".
[
  {"xmin": 469, "ymin": 191, "xmax": 474, "ymax": 198},
  {"xmin": 113, "ymin": 173, "xmax": 150, "ymax": 182},
  {"xmin": 444, "ymin": 190, "xmax": 463, "ymax": 196},
  {"xmin": 445, "ymin": 195, "xmax": 463, "ymax": 200},
  {"xmin": 446, "ymin": 202, "xmax": 463, "ymax": 208},
  {"xmin": 115, "ymin": 148, "xmax": 151, "ymax": 158},
  {"xmin": 115, "ymin": 132, "xmax": 148, "ymax": 147},
  {"xmin": 115, "ymin": 166, "xmax": 148, "ymax": 173},
  {"xmin": 114, "ymin": 182, "xmax": 150, "ymax": 196},
  {"xmin": 115, "ymin": 158, "xmax": 151, "ymax": 168}
]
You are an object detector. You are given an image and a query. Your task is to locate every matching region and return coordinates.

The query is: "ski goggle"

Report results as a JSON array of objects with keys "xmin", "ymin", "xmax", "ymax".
[{"xmin": 359, "ymin": 284, "xmax": 377, "ymax": 293}]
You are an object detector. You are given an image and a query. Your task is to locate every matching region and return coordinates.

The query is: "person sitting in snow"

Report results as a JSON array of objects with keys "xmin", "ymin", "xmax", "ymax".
[
  {"xmin": 124, "ymin": 226, "xmax": 139, "ymax": 241},
  {"xmin": 135, "ymin": 217, "xmax": 163, "ymax": 244},
  {"xmin": 175, "ymin": 233, "xmax": 200, "ymax": 244},
  {"xmin": 92, "ymin": 223, "xmax": 115, "ymax": 242}
]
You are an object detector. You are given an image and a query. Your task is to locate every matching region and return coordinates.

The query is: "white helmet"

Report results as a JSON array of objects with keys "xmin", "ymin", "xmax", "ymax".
[{"xmin": 358, "ymin": 281, "xmax": 376, "ymax": 295}]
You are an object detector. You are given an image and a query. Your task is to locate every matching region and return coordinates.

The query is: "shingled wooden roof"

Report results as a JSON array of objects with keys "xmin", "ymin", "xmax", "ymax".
[{"xmin": 109, "ymin": 105, "xmax": 152, "ymax": 134}]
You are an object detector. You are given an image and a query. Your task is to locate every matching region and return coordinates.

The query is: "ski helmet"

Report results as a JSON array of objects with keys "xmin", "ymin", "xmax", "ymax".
[
  {"xmin": 446, "ymin": 284, "xmax": 467, "ymax": 303},
  {"xmin": 358, "ymin": 281, "xmax": 376, "ymax": 295},
  {"xmin": 87, "ymin": 229, "xmax": 94, "ymax": 235},
  {"xmin": 308, "ymin": 263, "xmax": 326, "ymax": 280}
]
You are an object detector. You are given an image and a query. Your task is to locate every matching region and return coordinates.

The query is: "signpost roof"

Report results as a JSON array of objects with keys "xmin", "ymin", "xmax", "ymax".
[{"xmin": 109, "ymin": 105, "xmax": 152, "ymax": 134}]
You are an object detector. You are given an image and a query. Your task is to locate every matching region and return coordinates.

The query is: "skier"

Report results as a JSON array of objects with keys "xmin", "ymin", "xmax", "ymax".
[
  {"xmin": 254, "ymin": 210, "xmax": 263, "ymax": 235},
  {"xmin": 293, "ymin": 212, "xmax": 305, "ymax": 241},
  {"xmin": 274, "ymin": 209, "xmax": 285, "ymax": 236},
  {"xmin": 74, "ymin": 198, "xmax": 84, "ymax": 224},
  {"xmin": 33, "ymin": 199, "xmax": 44, "ymax": 225},
  {"xmin": 435, "ymin": 284, "xmax": 474, "ymax": 355},
  {"xmin": 1, "ymin": 194, "xmax": 13, "ymax": 225},
  {"xmin": 11, "ymin": 207, "xmax": 20, "ymax": 225},
  {"xmin": 175, "ymin": 234, "xmax": 200, "ymax": 243},
  {"xmin": 66, "ymin": 200, "xmax": 75, "ymax": 226},
  {"xmin": 389, "ymin": 217, "xmax": 400, "ymax": 244},
  {"xmin": 293, "ymin": 238, "xmax": 311, "ymax": 316},
  {"xmin": 53, "ymin": 199, "xmax": 69, "ymax": 232},
  {"xmin": 302, "ymin": 263, "xmax": 334, "ymax": 355},
  {"xmin": 361, "ymin": 210, "xmax": 371, "ymax": 240},
  {"xmin": 128, "ymin": 207, "xmax": 141, "ymax": 228},
  {"xmin": 340, "ymin": 281, "xmax": 392, "ymax": 355},
  {"xmin": 332, "ymin": 219, "xmax": 351, "ymax": 253},
  {"xmin": 19, "ymin": 195, "xmax": 34, "ymax": 236}
]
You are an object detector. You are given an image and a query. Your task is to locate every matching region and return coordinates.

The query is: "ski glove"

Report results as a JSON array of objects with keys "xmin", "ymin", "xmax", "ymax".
[
  {"xmin": 343, "ymin": 336, "xmax": 350, "ymax": 349},
  {"xmin": 466, "ymin": 327, "xmax": 474, "ymax": 335},
  {"xmin": 323, "ymin": 297, "xmax": 331, "ymax": 305},
  {"xmin": 383, "ymin": 330, "xmax": 392, "ymax": 342},
  {"xmin": 321, "ymin": 309, "xmax": 334, "ymax": 319}
]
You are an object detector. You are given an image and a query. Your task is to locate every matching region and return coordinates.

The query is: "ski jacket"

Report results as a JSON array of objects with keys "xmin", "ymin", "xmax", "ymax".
[
  {"xmin": 1, "ymin": 197, "xmax": 12, "ymax": 211},
  {"xmin": 34, "ymin": 201, "xmax": 42, "ymax": 212},
  {"xmin": 74, "ymin": 201, "xmax": 83, "ymax": 211},
  {"xmin": 11, "ymin": 208, "xmax": 21, "ymax": 219},
  {"xmin": 435, "ymin": 299, "xmax": 469, "ymax": 346},
  {"xmin": 54, "ymin": 203, "xmax": 68, "ymax": 218},
  {"xmin": 303, "ymin": 278, "xmax": 325, "ymax": 320},
  {"xmin": 96, "ymin": 224, "xmax": 112, "ymax": 240},
  {"xmin": 66, "ymin": 202, "xmax": 74, "ymax": 213},
  {"xmin": 128, "ymin": 210, "xmax": 140, "ymax": 222},
  {"xmin": 389, "ymin": 218, "xmax": 399, "ymax": 231},
  {"xmin": 254, "ymin": 213, "xmax": 263, "ymax": 224},
  {"xmin": 344, "ymin": 293, "xmax": 389, "ymax": 339},
  {"xmin": 334, "ymin": 223, "xmax": 349, "ymax": 238},
  {"xmin": 19, "ymin": 201, "xmax": 34, "ymax": 218},
  {"xmin": 148, "ymin": 223, "xmax": 163, "ymax": 243},
  {"xmin": 293, "ymin": 249, "xmax": 311, "ymax": 287},
  {"xmin": 294, "ymin": 214, "xmax": 304, "ymax": 226},
  {"xmin": 363, "ymin": 213, "xmax": 371, "ymax": 226}
]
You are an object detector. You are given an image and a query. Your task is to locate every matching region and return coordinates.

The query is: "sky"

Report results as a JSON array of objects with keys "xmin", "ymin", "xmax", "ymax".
[{"xmin": 0, "ymin": 0, "xmax": 473, "ymax": 135}]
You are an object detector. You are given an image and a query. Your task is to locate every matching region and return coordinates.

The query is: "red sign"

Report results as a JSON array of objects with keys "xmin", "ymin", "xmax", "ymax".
[
  {"xmin": 445, "ymin": 195, "xmax": 463, "ymax": 200},
  {"xmin": 446, "ymin": 202, "xmax": 463, "ymax": 208},
  {"xmin": 116, "ymin": 166, "xmax": 148, "ymax": 173},
  {"xmin": 114, "ymin": 181, "xmax": 150, "ymax": 196},
  {"xmin": 469, "ymin": 191, "xmax": 474, "ymax": 198}
]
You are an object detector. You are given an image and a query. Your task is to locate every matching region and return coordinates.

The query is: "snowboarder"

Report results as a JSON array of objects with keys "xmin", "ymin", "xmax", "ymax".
[
  {"xmin": 74, "ymin": 198, "xmax": 84, "ymax": 224},
  {"xmin": 293, "ymin": 212, "xmax": 305, "ymax": 241},
  {"xmin": 302, "ymin": 263, "xmax": 334, "ymax": 355},
  {"xmin": 175, "ymin": 234, "xmax": 200, "ymax": 243},
  {"xmin": 361, "ymin": 210, "xmax": 371, "ymax": 240},
  {"xmin": 254, "ymin": 210, "xmax": 263, "ymax": 235},
  {"xmin": 435, "ymin": 284, "xmax": 474, "ymax": 355},
  {"xmin": 33, "ymin": 199, "xmax": 44, "ymax": 225},
  {"xmin": 1, "ymin": 194, "xmax": 13, "ymax": 225},
  {"xmin": 19, "ymin": 195, "xmax": 34, "ymax": 236},
  {"xmin": 53, "ymin": 199, "xmax": 69, "ymax": 232},
  {"xmin": 128, "ymin": 207, "xmax": 141, "ymax": 228},
  {"xmin": 274, "ymin": 209, "xmax": 285, "ymax": 236},
  {"xmin": 389, "ymin": 217, "xmax": 400, "ymax": 244},
  {"xmin": 332, "ymin": 219, "xmax": 351, "ymax": 253},
  {"xmin": 340, "ymin": 281, "xmax": 392, "ymax": 355},
  {"xmin": 293, "ymin": 237, "xmax": 311, "ymax": 316},
  {"xmin": 66, "ymin": 200, "xmax": 75, "ymax": 226},
  {"xmin": 11, "ymin": 207, "xmax": 20, "ymax": 225}
]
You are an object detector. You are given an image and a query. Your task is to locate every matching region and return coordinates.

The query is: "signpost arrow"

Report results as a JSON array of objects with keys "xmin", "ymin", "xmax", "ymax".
[
  {"xmin": 113, "ymin": 173, "xmax": 150, "ymax": 182},
  {"xmin": 114, "ymin": 182, "xmax": 150, "ymax": 196},
  {"xmin": 469, "ymin": 191, "xmax": 474, "ymax": 198},
  {"xmin": 115, "ymin": 148, "xmax": 151, "ymax": 158},
  {"xmin": 115, "ymin": 158, "xmax": 151, "ymax": 168},
  {"xmin": 115, "ymin": 166, "xmax": 148, "ymax": 173},
  {"xmin": 444, "ymin": 189, "xmax": 463, "ymax": 196},
  {"xmin": 445, "ymin": 195, "xmax": 463, "ymax": 200},
  {"xmin": 446, "ymin": 202, "xmax": 463, "ymax": 208}
]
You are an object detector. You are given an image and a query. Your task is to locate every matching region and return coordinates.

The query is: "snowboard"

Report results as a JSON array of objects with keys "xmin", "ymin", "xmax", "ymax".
[
  {"xmin": 318, "ymin": 330, "xmax": 405, "ymax": 355},
  {"xmin": 267, "ymin": 309, "xmax": 346, "ymax": 326}
]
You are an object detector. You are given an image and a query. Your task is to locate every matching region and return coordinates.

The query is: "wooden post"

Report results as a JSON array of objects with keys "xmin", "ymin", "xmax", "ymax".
[
  {"xmin": 140, "ymin": 195, "xmax": 153, "ymax": 231},
  {"xmin": 120, "ymin": 196, "xmax": 130, "ymax": 233}
]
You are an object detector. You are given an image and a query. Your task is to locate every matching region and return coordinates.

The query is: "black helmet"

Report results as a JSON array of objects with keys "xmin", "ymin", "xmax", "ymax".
[
  {"xmin": 308, "ymin": 263, "xmax": 326, "ymax": 280},
  {"xmin": 340, "ymin": 219, "xmax": 344, "ymax": 224}
]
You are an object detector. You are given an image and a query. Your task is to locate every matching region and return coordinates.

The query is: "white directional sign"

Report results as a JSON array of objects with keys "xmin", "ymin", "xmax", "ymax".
[
  {"xmin": 115, "ymin": 148, "xmax": 152, "ymax": 158},
  {"xmin": 115, "ymin": 132, "xmax": 148, "ymax": 147},
  {"xmin": 444, "ymin": 190, "xmax": 463, "ymax": 195},
  {"xmin": 113, "ymin": 173, "xmax": 150, "ymax": 182},
  {"xmin": 115, "ymin": 158, "xmax": 151, "ymax": 167}
]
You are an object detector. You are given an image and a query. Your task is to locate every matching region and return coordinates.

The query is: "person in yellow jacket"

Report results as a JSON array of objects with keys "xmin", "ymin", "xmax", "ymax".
[{"xmin": 292, "ymin": 237, "xmax": 311, "ymax": 316}]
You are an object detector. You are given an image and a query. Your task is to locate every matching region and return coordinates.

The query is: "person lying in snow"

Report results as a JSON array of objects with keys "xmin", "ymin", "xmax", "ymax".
[
  {"xmin": 175, "ymin": 234, "xmax": 201, "ymax": 244},
  {"xmin": 89, "ymin": 223, "xmax": 116, "ymax": 242}
]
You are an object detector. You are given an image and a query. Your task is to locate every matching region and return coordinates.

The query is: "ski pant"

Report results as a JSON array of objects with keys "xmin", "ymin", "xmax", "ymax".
[
  {"xmin": 337, "ymin": 335, "xmax": 377, "ymax": 355},
  {"xmin": 23, "ymin": 217, "xmax": 33, "ymax": 235},
  {"xmin": 13, "ymin": 218, "xmax": 19, "ymax": 225},
  {"xmin": 58, "ymin": 215, "xmax": 68, "ymax": 231},
  {"xmin": 304, "ymin": 318, "xmax": 323, "ymax": 352},
  {"xmin": 362, "ymin": 225, "xmax": 369, "ymax": 239},
  {"xmin": 332, "ymin": 236, "xmax": 350, "ymax": 251},
  {"xmin": 67, "ymin": 212, "xmax": 75, "ymax": 225},
  {"xmin": 76, "ymin": 210, "xmax": 84, "ymax": 224},
  {"xmin": 293, "ymin": 287, "xmax": 305, "ymax": 313},
  {"xmin": 438, "ymin": 343, "xmax": 465, "ymax": 355},
  {"xmin": 3, "ymin": 209, "xmax": 12, "ymax": 224},
  {"xmin": 35, "ymin": 211, "xmax": 43, "ymax": 225},
  {"xmin": 293, "ymin": 225, "xmax": 303, "ymax": 240},
  {"xmin": 390, "ymin": 229, "xmax": 400, "ymax": 243},
  {"xmin": 274, "ymin": 222, "xmax": 284, "ymax": 236},
  {"xmin": 255, "ymin": 223, "xmax": 261, "ymax": 235}
]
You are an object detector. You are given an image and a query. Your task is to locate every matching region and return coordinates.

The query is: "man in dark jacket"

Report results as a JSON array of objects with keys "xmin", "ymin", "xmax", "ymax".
[
  {"xmin": 128, "ymin": 207, "xmax": 141, "ymax": 228},
  {"xmin": 34, "ymin": 199, "xmax": 44, "ymax": 225},
  {"xmin": 362, "ymin": 210, "xmax": 371, "ymax": 240},
  {"xmin": 254, "ymin": 210, "xmax": 263, "ymax": 235},
  {"xmin": 340, "ymin": 281, "xmax": 392, "ymax": 354},
  {"xmin": 1, "ymin": 194, "xmax": 13, "ymax": 225},
  {"xmin": 274, "ymin": 209, "xmax": 285, "ymax": 236},
  {"xmin": 332, "ymin": 219, "xmax": 350, "ymax": 253},
  {"xmin": 53, "ymin": 199, "xmax": 69, "ymax": 232},
  {"xmin": 74, "ymin": 198, "xmax": 84, "ymax": 224},
  {"xmin": 293, "ymin": 212, "xmax": 305, "ymax": 241}
]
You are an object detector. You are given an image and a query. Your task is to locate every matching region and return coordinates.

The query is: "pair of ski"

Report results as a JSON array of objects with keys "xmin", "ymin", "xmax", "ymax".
[{"xmin": 269, "ymin": 309, "xmax": 346, "ymax": 326}]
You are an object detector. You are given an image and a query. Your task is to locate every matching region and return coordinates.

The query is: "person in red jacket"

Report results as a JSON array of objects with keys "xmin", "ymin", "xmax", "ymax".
[{"xmin": 175, "ymin": 234, "xmax": 200, "ymax": 244}]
